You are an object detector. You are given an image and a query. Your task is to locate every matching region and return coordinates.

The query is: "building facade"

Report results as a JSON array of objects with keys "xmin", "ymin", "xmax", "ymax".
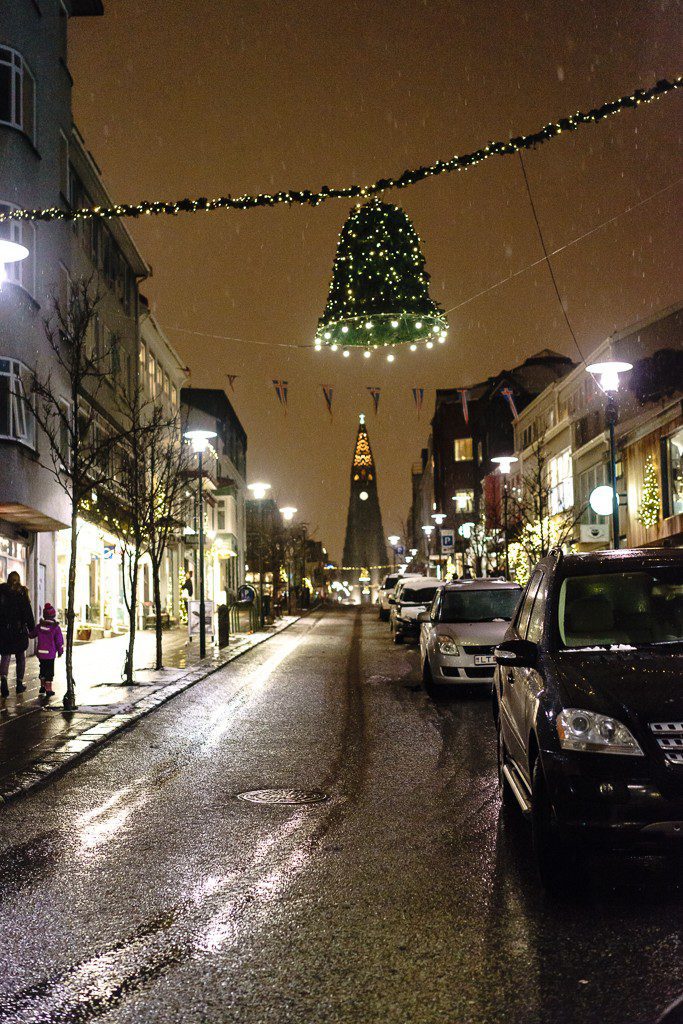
[
  {"xmin": 181, "ymin": 388, "xmax": 248, "ymax": 615},
  {"xmin": 0, "ymin": 0, "xmax": 102, "ymax": 615}
]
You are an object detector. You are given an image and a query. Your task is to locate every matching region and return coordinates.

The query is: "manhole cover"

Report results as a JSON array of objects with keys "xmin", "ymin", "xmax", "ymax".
[{"xmin": 237, "ymin": 788, "xmax": 328, "ymax": 806}]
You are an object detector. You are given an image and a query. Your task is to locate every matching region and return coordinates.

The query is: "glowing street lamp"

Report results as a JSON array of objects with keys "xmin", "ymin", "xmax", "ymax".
[
  {"xmin": 387, "ymin": 533, "xmax": 401, "ymax": 570},
  {"xmin": 279, "ymin": 507, "xmax": 298, "ymax": 611},
  {"xmin": 0, "ymin": 238, "xmax": 29, "ymax": 286},
  {"xmin": 586, "ymin": 360, "xmax": 633, "ymax": 548},
  {"xmin": 492, "ymin": 454, "xmax": 519, "ymax": 578},
  {"xmin": 589, "ymin": 485, "xmax": 615, "ymax": 517},
  {"xmin": 184, "ymin": 429, "xmax": 217, "ymax": 658},
  {"xmin": 248, "ymin": 482, "xmax": 272, "ymax": 626}
]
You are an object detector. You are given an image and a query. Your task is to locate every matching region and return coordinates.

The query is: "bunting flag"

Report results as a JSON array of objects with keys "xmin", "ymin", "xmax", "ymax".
[
  {"xmin": 458, "ymin": 388, "xmax": 469, "ymax": 424},
  {"xmin": 411, "ymin": 387, "xmax": 424, "ymax": 417},
  {"xmin": 367, "ymin": 387, "xmax": 381, "ymax": 415},
  {"xmin": 226, "ymin": 374, "xmax": 238, "ymax": 393},
  {"xmin": 272, "ymin": 379, "xmax": 289, "ymax": 412},
  {"xmin": 322, "ymin": 384, "xmax": 334, "ymax": 418},
  {"xmin": 501, "ymin": 387, "xmax": 518, "ymax": 419}
]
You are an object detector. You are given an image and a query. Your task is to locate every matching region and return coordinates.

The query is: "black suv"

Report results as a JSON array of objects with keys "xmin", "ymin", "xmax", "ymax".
[{"xmin": 493, "ymin": 547, "xmax": 683, "ymax": 890}]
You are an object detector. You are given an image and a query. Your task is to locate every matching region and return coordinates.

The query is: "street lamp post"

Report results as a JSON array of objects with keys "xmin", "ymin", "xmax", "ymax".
[
  {"xmin": 248, "ymin": 482, "xmax": 271, "ymax": 627},
  {"xmin": 387, "ymin": 535, "xmax": 400, "ymax": 571},
  {"xmin": 587, "ymin": 361, "xmax": 633, "ymax": 550},
  {"xmin": 184, "ymin": 429, "xmax": 217, "ymax": 659},
  {"xmin": 280, "ymin": 506, "xmax": 297, "ymax": 614},
  {"xmin": 421, "ymin": 524, "xmax": 434, "ymax": 576},
  {"xmin": 431, "ymin": 513, "xmax": 447, "ymax": 579},
  {"xmin": 491, "ymin": 455, "xmax": 518, "ymax": 579}
]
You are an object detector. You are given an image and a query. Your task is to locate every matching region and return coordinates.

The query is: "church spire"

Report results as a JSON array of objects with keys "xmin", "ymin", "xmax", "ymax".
[{"xmin": 342, "ymin": 414, "xmax": 387, "ymax": 591}]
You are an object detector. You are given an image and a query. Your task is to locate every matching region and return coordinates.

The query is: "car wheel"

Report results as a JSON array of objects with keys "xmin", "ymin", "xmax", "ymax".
[
  {"xmin": 422, "ymin": 660, "xmax": 438, "ymax": 698},
  {"xmin": 531, "ymin": 759, "xmax": 577, "ymax": 894},
  {"xmin": 394, "ymin": 633, "xmax": 404, "ymax": 644},
  {"xmin": 379, "ymin": 609, "xmax": 389, "ymax": 622}
]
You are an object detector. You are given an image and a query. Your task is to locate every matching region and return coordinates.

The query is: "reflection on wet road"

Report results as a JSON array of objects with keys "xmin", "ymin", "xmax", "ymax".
[{"xmin": 0, "ymin": 608, "xmax": 680, "ymax": 1024}]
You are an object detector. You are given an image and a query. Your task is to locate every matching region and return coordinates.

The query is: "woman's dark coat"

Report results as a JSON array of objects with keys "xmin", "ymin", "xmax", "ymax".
[{"xmin": 0, "ymin": 583, "xmax": 35, "ymax": 656}]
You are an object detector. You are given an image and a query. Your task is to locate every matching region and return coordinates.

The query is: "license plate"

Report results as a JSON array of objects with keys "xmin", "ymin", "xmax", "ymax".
[{"xmin": 474, "ymin": 655, "xmax": 494, "ymax": 666}]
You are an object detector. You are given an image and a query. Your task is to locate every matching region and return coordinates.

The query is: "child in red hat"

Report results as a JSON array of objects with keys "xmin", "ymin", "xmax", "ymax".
[{"xmin": 33, "ymin": 604, "xmax": 64, "ymax": 698}]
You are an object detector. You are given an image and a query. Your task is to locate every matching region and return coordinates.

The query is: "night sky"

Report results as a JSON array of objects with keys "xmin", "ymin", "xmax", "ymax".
[{"xmin": 71, "ymin": 1, "xmax": 681, "ymax": 561}]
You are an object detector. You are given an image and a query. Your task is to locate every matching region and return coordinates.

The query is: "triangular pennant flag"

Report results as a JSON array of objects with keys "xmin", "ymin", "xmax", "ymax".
[
  {"xmin": 273, "ymin": 379, "xmax": 289, "ymax": 413},
  {"xmin": 367, "ymin": 387, "xmax": 381, "ymax": 415},
  {"xmin": 458, "ymin": 388, "xmax": 469, "ymax": 424},
  {"xmin": 322, "ymin": 384, "xmax": 334, "ymax": 418},
  {"xmin": 501, "ymin": 387, "xmax": 518, "ymax": 419},
  {"xmin": 411, "ymin": 387, "xmax": 424, "ymax": 417},
  {"xmin": 226, "ymin": 375, "xmax": 238, "ymax": 393}
]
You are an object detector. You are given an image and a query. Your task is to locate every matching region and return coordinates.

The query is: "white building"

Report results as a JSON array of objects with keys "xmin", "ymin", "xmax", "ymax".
[{"xmin": 0, "ymin": 0, "xmax": 102, "ymax": 614}]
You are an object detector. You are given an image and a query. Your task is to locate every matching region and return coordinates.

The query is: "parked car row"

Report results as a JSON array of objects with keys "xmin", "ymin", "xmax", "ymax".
[{"xmin": 378, "ymin": 547, "xmax": 683, "ymax": 893}]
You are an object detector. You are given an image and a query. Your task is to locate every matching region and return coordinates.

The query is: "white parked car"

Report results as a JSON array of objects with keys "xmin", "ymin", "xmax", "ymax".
[
  {"xmin": 390, "ymin": 576, "xmax": 444, "ymax": 643},
  {"xmin": 419, "ymin": 578, "xmax": 522, "ymax": 696},
  {"xmin": 378, "ymin": 573, "xmax": 401, "ymax": 621}
]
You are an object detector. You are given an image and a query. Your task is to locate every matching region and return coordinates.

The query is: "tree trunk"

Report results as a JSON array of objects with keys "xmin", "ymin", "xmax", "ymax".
[
  {"xmin": 152, "ymin": 555, "xmax": 163, "ymax": 670},
  {"xmin": 124, "ymin": 555, "xmax": 139, "ymax": 685},
  {"xmin": 63, "ymin": 505, "xmax": 79, "ymax": 710}
]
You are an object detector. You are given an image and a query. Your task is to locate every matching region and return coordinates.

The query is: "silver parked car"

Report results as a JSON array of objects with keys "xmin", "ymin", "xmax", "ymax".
[{"xmin": 419, "ymin": 578, "xmax": 522, "ymax": 696}]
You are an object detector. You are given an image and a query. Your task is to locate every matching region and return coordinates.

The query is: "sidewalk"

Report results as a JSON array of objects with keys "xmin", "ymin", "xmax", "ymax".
[{"xmin": 0, "ymin": 617, "xmax": 301, "ymax": 805}]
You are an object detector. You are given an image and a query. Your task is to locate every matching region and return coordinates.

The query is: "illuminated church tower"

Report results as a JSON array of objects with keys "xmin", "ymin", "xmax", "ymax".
[{"xmin": 342, "ymin": 414, "xmax": 387, "ymax": 593}]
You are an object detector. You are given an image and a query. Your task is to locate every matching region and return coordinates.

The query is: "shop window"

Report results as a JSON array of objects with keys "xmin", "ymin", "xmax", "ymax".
[
  {"xmin": 665, "ymin": 428, "xmax": 683, "ymax": 517},
  {"xmin": 0, "ymin": 47, "xmax": 35, "ymax": 143},
  {"xmin": 0, "ymin": 202, "xmax": 36, "ymax": 297},
  {"xmin": 454, "ymin": 437, "xmax": 473, "ymax": 462},
  {"xmin": 0, "ymin": 357, "xmax": 35, "ymax": 447}
]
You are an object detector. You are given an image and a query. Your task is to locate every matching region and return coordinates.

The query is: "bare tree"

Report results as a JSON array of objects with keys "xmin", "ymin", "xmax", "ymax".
[
  {"xmin": 28, "ymin": 279, "xmax": 129, "ymax": 710},
  {"xmin": 508, "ymin": 439, "xmax": 584, "ymax": 582},
  {"xmin": 144, "ymin": 408, "xmax": 189, "ymax": 669},
  {"xmin": 105, "ymin": 378, "xmax": 150, "ymax": 685}
]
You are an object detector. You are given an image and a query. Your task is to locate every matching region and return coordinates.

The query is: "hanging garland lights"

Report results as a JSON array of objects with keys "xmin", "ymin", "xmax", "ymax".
[
  {"xmin": 316, "ymin": 199, "xmax": 447, "ymax": 358},
  {"xmin": 0, "ymin": 77, "xmax": 678, "ymax": 227}
]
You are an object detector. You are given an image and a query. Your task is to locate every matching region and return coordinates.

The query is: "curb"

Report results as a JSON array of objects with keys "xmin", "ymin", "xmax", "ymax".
[{"xmin": 0, "ymin": 614, "xmax": 305, "ymax": 807}]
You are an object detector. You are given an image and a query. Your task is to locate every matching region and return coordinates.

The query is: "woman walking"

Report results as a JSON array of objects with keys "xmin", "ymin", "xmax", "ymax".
[{"xmin": 0, "ymin": 571, "xmax": 36, "ymax": 697}]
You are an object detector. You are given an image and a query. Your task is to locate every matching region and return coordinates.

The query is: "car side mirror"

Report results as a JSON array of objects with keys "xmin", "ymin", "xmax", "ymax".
[
  {"xmin": 494, "ymin": 639, "xmax": 538, "ymax": 668},
  {"xmin": 417, "ymin": 610, "xmax": 431, "ymax": 623}
]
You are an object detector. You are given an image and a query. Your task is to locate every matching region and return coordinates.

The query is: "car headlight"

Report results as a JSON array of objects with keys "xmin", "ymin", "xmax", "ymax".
[
  {"xmin": 556, "ymin": 709, "xmax": 643, "ymax": 756},
  {"xmin": 436, "ymin": 636, "xmax": 459, "ymax": 655}
]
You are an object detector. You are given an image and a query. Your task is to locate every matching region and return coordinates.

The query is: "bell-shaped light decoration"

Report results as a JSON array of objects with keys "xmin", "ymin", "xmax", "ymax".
[{"xmin": 316, "ymin": 199, "xmax": 447, "ymax": 355}]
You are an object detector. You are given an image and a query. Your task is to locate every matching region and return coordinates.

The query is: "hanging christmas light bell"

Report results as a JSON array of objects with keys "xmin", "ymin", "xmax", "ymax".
[{"xmin": 315, "ymin": 199, "xmax": 448, "ymax": 359}]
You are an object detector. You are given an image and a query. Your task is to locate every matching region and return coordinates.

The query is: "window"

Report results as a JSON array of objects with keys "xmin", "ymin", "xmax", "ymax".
[
  {"xmin": 665, "ymin": 428, "xmax": 683, "ymax": 518},
  {"xmin": 0, "ymin": 48, "xmax": 35, "ymax": 142},
  {"xmin": 452, "ymin": 489, "xmax": 474, "ymax": 513},
  {"xmin": 548, "ymin": 449, "xmax": 574, "ymax": 514},
  {"xmin": 526, "ymin": 573, "xmax": 548, "ymax": 644},
  {"xmin": 559, "ymin": 568, "xmax": 683, "ymax": 648},
  {"xmin": 170, "ymin": 384, "xmax": 178, "ymax": 408},
  {"xmin": 148, "ymin": 353, "xmax": 156, "ymax": 397},
  {"xmin": 516, "ymin": 572, "xmax": 542, "ymax": 638},
  {"xmin": 454, "ymin": 437, "xmax": 473, "ymax": 461},
  {"xmin": 439, "ymin": 587, "xmax": 521, "ymax": 623},
  {"xmin": 216, "ymin": 500, "xmax": 226, "ymax": 532},
  {"xmin": 0, "ymin": 358, "xmax": 35, "ymax": 447},
  {"xmin": 0, "ymin": 202, "xmax": 36, "ymax": 297}
]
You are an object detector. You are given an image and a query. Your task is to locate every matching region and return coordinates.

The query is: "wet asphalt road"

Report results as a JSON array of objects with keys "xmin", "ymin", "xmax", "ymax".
[{"xmin": 0, "ymin": 607, "xmax": 681, "ymax": 1024}]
